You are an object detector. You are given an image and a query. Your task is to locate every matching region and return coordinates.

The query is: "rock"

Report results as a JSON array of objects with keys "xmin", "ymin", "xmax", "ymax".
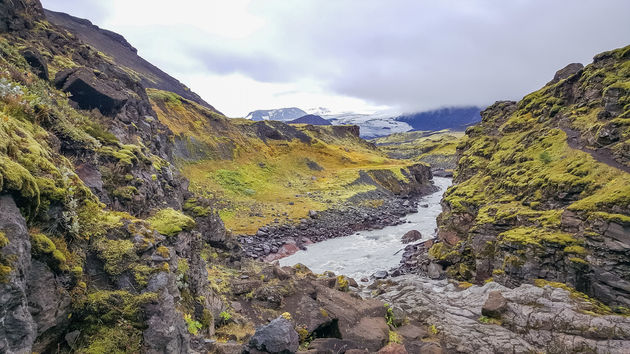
[
  {"xmin": 377, "ymin": 343, "xmax": 408, "ymax": 354},
  {"xmin": 308, "ymin": 338, "xmax": 359, "ymax": 353},
  {"xmin": 345, "ymin": 350, "xmax": 370, "ymax": 354},
  {"xmin": 427, "ymin": 262, "xmax": 443, "ymax": 279},
  {"xmin": 401, "ymin": 230, "xmax": 422, "ymax": 244},
  {"xmin": 481, "ymin": 291, "xmax": 507, "ymax": 318},
  {"xmin": 308, "ymin": 210, "xmax": 318, "ymax": 219},
  {"xmin": 344, "ymin": 317, "xmax": 389, "ymax": 352},
  {"xmin": 549, "ymin": 63, "xmax": 584, "ymax": 84},
  {"xmin": 20, "ymin": 48, "xmax": 48, "ymax": 80},
  {"xmin": 143, "ymin": 287, "xmax": 190, "ymax": 354},
  {"xmin": 373, "ymin": 271, "xmax": 388, "ymax": 279},
  {"xmin": 54, "ymin": 67, "xmax": 128, "ymax": 115},
  {"xmin": 64, "ymin": 330, "xmax": 80, "ymax": 350},
  {"xmin": 248, "ymin": 317, "xmax": 299, "ymax": 353},
  {"xmin": 0, "ymin": 195, "xmax": 36, "ymax": 353},
  {"xmin": 396, "ymin": 324, "xmax": 428, "ymax": 341}
]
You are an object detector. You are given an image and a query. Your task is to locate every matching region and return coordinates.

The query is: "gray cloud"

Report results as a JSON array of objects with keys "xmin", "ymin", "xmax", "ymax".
[{"xmin": 40, "ymin": 0, "xmax": 630, "ymax": 113}]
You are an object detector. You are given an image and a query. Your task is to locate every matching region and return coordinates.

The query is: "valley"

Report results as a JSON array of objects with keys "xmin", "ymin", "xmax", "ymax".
[{"xmin": 0, "ymin": 1, "xmax": 628, "ymax": 354}]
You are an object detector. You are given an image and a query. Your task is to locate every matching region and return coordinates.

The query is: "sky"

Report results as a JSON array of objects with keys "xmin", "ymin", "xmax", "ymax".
[{"xmin": 41, "ymin": 0, "xmax": 630, "ymax": 117}]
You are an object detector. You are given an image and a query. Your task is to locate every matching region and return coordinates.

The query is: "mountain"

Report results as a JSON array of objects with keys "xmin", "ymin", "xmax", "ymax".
[
  {"xmin": 0, "ymin": 3, "xmax": 435, "ymax": 352},
  {"xmin": 326, "ymin": 112, "xmax": 413, "ymax": 138},
  {"xmin": 401, "ymin": 45, "xmax": 630, "ymax": 308},
  {"xmin": 44, "ymin": 10, "xmax": 221, "ymax": 113},
  {"xmin": 396, "ymin": 106, "xmax": 482, "ymax": 131},
  {"xmin": 288, "ymin": 114, "xmax": 331, "ymax": 125},
  {"xmin": 244, "ymin": 107, "xmax": 306, "ymax": 121}
]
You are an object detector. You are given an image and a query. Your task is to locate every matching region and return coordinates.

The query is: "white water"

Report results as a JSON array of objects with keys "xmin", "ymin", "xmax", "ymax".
[{"xmin": 279, "ymin": 177, "xmax": 452, "ymax": 280}]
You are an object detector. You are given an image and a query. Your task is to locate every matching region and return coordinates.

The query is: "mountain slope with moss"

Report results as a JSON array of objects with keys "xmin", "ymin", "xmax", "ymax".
[
  {"xmin": 148, "ymin": 88, "xmax": 433, "ymax": 235},
  {"xmin": 410, "ymin": 45, "xmax": 630, "ymax": 307}
]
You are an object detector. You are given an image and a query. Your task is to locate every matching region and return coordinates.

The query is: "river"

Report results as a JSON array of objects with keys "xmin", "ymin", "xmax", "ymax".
[{"xmin": 279, "ymin": 176, "xmax": 452, "ymax": 280}]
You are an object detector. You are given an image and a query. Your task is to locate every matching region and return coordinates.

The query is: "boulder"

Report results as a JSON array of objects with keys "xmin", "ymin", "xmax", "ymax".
[
  {"xmin": 377, "ymin": 343, "xmax": 408, "ymax": 354},
  {"xmin": 401, "ymin": 230, "xmax": 422, "ymax": 244},
  {"xmin": 481, "ymin": 291, "xmax": 507, "ymax": 318},
  {"xmin": 549, "ymin": 63, "xmax": 584, "ymax": 84},
  {"xmin": 20, "ymin": 48, "xmax": 48, "ymax": 80},
  {"xmin": 248, "ymin": 317, "xmax": 299, "ymax": 353},
  {"xmin": 396, "ymin": 323, "xmax": 428, "ymax": 341},
  {"xmin": 373, "ymin": 271, "xmax": 388, "ymax": 279},
  {"xmin": 308, "ymin": 338, "xmax": 359, "ymax": 353},
  {"xmin": 344, "ymin": 317, "xmax": 389, "ymax": 352},
  {"xmin": 54, "ymin": 67, "xmax": 127, "ymax": 115}
]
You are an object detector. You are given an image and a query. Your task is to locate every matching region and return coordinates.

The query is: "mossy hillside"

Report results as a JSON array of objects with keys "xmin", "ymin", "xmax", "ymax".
[
  {"xmin": 149, "ymin": 89, "xmax": 422, "ymax": 234},
  {"xmin": 146, "ymin": 208, "xmax": 195, "ymax": 237},
  {"xmin": 371, "ymin": 129, "xmax": 464, "ymax": 170},
  {"xmin": 435, "ymin": 45, "xmax": 630, "ymax": 292}
]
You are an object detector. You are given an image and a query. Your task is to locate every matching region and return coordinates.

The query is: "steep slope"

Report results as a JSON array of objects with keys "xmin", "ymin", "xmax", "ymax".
[
  {"xmin": 405, "ymin": 45, "xmax": 630, "ymax": 307},
  {"xmin": 44, "ymin": 9, "xmax": 221, "ymax": 113}
]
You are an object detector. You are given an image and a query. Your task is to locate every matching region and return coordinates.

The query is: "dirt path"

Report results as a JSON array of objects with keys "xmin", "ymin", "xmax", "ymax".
[{"xmin": 560, "ymin": 126, "xmax": 630, "ymax": 174}]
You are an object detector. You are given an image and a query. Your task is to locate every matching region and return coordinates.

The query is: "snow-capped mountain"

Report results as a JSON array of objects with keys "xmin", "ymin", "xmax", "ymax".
[
  {"xmin": 245, "ymin": 107, "xmax": 307, "ymax": 121},
  {"xmin": 325, "ymin": 112, "xmax": 412, "ymax": 138}
]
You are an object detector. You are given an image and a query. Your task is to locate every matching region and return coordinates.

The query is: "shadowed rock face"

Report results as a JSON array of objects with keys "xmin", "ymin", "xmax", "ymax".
[
  {"xmin": 20, "ymin": 48, "xmax": 49, "ymax": 80},
  {"xmin": 55, "ymin": 67, "xmax": 128, "ymax": 115},
  {"xmin": 0, "ymin": 0, "xmax": 43, "ymax": 33}
]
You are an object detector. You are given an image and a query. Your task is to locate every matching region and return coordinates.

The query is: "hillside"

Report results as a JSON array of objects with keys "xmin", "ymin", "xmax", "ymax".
[
  {"xmin": 245, "ymin": 107, "xmax": 306, "ymax": 121},
  {"xmin": 149, "ymin": 89, "xmax": 431, "ymax": 235},
  {"xmin": 402, "ymin": 45, "xmax": 630, "ymax": 307},
  {"xmin": 0, "ymin": 3, "xmax": 436, "ymax": 353},
  {"xmin": 371, "ymin": 130, "xmax": 465, "ymax": 171},
  {"xmin": 288, "ymin": 114, "xmax": 331, "ymax": 125},
  {"xmin": 44, "ymin": 9, "xmax": 221, "ymax": 113}
]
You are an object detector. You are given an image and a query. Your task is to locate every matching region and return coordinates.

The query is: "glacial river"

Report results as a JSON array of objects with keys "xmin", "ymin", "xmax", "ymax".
[{"xmin": 279, "ymin": 177, "xmax": 452, "ymax": 280}]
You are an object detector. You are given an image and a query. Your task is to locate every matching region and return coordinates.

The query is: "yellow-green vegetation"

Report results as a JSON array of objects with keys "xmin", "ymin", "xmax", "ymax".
[
  {"xmin": 94, "ymin": 239, "xmax": 137, "ymax": 275},
  {"xmin": 30, "ymin": 232, "xmax": 69, "ymax": 271},
  {"xmin": 215, "ymin": 322, "xmax": 256, "ymax": 343},
  {"xmin": 388, "ymin": 330, "xmax": 402, "ymax": 344},
  {"xmin": 371, "ymin": 129, "xmax": 465, "ymax": 170},
  {"xmin": 183, "ymin": 313, "xmax": 203, "ymax": 335},
  {"xmin": 533, "ymin": 279, "xmax": 630, "ymax": 316},
  {"xmin": 478, "ymin": 316, "xmax": 502, "ymax": 325},
  {"xmin": 0, "ymin": 230, "xmax": 10, "ymax": 282},
  {"xmin": 146, "ymin": 208, "xmax": 195, "ymax": 236},
  {"xmin": 438, "ymin": 45, "xmax": 630, "ymax": 287},
  {"xmin": 149, "ymin": 88, "xmax": 421, "ymax": 234}
]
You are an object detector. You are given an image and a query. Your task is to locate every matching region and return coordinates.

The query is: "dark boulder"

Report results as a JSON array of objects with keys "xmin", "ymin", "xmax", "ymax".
[
  {"xmin": 54, "ymin": 67, "xmax": 128, "ymax": 115},
  {"xmin": 247, "ymin": 317, "xmax": 299, "ymax": 353},
  {"xmin": 481, "ymin": 291, "xmax": 507, "ymax": 318},
  {"xmin": 20, "ymin": 48, "xmax": 49, "ymax": 80},
  {"xmin": 0, "ymin": 0, "xmax": 44, "ymax": 33},
  {"xmin": 549, "ymin": 63, "xmax": 584, "ymax": 85},
  {"xmin": 401, "ymin": 230, "xmax": 422, "ymax": 244}
]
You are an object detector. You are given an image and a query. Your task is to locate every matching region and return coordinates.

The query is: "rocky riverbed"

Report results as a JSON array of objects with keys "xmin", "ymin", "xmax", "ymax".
[{"xmin": 239, "ymin": 190, "xmax": 436, "ymax": 261}]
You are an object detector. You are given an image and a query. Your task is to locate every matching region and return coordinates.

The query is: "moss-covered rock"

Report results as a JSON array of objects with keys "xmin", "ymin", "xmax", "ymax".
[{"xmin": 147, "ymin": 208, "xmax": 195, "ymax": 237}]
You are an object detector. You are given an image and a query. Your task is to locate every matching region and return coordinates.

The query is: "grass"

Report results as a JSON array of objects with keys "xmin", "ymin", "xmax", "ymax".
[{"xmin": 149, "ymin": 88, "xmax": 420, "ymax": 234}]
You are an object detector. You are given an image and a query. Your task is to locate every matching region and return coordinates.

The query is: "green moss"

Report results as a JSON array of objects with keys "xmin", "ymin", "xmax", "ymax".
[
  {"xmin": 428, "ymin": 242, "xmax": 459, "ymax": 261},
  {"xmin": 388, "ymin": 330, "xmax": 402, "ymax": 344},
  {"xmin": 30, "ymin": 233, "xmax": 67, "ymax": 271},
  {"xmin": 533, "ymin": 279, "xmax": 618, "ymax": 315},
  {"xmin": 94, "ymin": 239, "xmax": 137, "ymax": 275},
  {"xmin": 499, "ymin": 227, "xmax": 577, "ymax": 247},
  {"xmin": 156, "ymin": 245, "xmax": 170, "ymax": 258},
  {"xmin": 147, "ymin": 208, "xmax": 195, "ymax": 237},
  {"xmin": 564, "ymin": 245, "xmax": 587, "ymax": 255},
  {"xmin": 112, "ymin": 186, "xmax": 138, "ymax": 201},
  {"xmin": 0, "ymin": 231, "xmax": 7, "ymax": 248},
  {"xmin": 183, "ymin": 198, "xmax": 212, "ymax": 217},
  {"xmin": 78, "ymin": 290, "xmax": 158, "ymax": 327},
  {"xmin": 335, "ymin": 275, "xmax": 349, "ymax": 292}
]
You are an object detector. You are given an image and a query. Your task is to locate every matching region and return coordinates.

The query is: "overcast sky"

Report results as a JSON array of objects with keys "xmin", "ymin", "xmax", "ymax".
[{"xmin": 41, "ymin": 0, "xmax": 630, "ymax": 117}]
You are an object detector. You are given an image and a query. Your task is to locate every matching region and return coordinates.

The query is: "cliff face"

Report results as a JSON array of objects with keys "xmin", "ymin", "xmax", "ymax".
[{"xmin": 423, "ymin": 45, "xmax": 630, "ymax": 307}]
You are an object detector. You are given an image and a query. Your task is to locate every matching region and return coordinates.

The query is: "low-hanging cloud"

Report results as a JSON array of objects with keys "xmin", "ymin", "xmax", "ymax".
[{"xmin": 42, "ymin": 0, "xmax": 630, "ymax": 115}]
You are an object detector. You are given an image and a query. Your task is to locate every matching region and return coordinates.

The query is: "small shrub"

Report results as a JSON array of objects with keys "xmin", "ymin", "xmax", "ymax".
[
  {"xmin": 539, "ymin": 151, "xmax": 552, "ymax": 164},
  {"xmin": 184, "ymin": 313, "xmax": 203, "ymax": 335}
]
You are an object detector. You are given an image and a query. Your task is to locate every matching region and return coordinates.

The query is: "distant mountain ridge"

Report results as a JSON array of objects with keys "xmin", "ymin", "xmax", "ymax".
[
  {"xmin": 245, "ymin": 107, "xmax": 307, "ymax": 121},
  {"xmin": 288, "ymin": 114, "xmax": 331, "ymax": 125},
  {"xmin": 396, "ymin": 106, "xmax": 482, "ymax": 131}
]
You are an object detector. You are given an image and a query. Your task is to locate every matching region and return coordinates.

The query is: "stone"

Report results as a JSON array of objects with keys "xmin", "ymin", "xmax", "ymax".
[
  {"xmin": 373, "ymin": 271, "xmax": 388, "ymax": 279},
  {"xmin": 377, "ymin": 343, "xmax": 408, "ymax": 354},
  {"xmin": 344, "ymin": 317, "xmax": 389, "ymax": 352},
  {"xmin": 21, "ymin": 48, "xmax": 48, "ymax": 80},
  {"xmin": 549, "ymin": 63, "xmax": 584, "ymax": 84},
  {"xmin": 396, "ymin": 324, "xmax": 428, "ymax": 340},
  {"xmin": 308, "ymin": 338, "xmax": 359, "ymax": 353},
  {"xmin": 54, "ymin": 67, "xmax": 128, "ymax": 115},
  {"xmin": 248, "ymin": 317, "xmax": 299, "ymax": 353},
  {"xmin": 482, "ymin": 291, "xmax": 507, "ymax": 318},
  {"xmin": 401, "ymin": 230, "xmax": 422, "ymax": 244}
]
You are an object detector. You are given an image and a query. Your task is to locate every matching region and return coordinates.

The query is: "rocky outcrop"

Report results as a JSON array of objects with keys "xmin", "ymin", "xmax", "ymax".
[
  {"xmin": 401, "ymin": 45, "xmax": 630, "ymax": 307},
  {"xmin": 0, "ymin": 0, "xmax": 43, "ymax": 33},
  {"xmin": 376, "ymin": 275, "xmax": 630, "ymax": 353},
  {"xmin": 20, "ymin": 48, "xmax": 48, "ymax": 80},
  {"xmin": 55, "ymin": 67, "xmax": 128, "ymax": 115},
  {"xmin": 0, "ymin": 195, "xmax": 35, "ymax": 353}
]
